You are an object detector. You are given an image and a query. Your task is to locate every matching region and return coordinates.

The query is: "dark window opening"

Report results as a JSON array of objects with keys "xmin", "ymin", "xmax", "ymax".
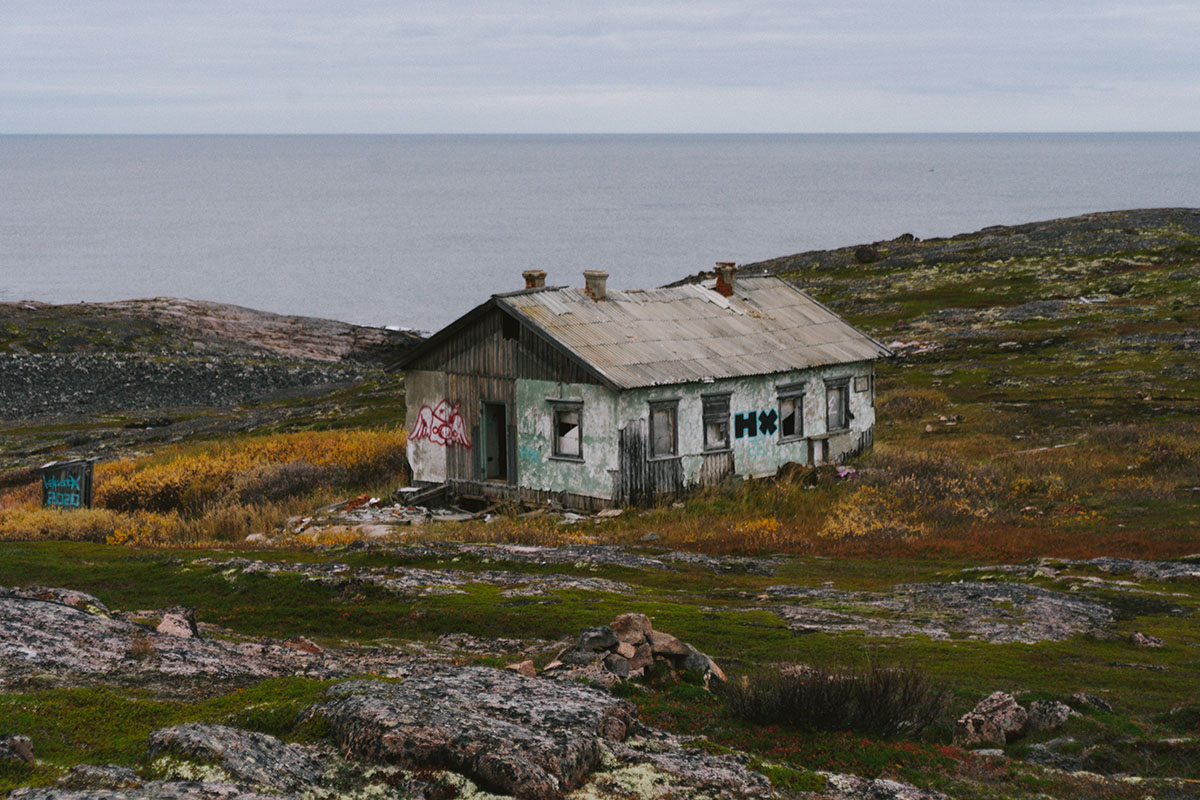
[
  {"xmin": 552, "ymin": 403, "xmax": 583, "ymax": 459},
  {"xmin": 702, "ymin": 394, "xmax": 730, "ymax": 451},
  {"xmin": 501, "ymin": 314, "xmax": 521, "ymax": 341},
  {"xmin": 779, "ymin": 394, "xmax": 803, "ymax": 440},
  {"xmin": 826, "ymin": 380, "xmax": 851, "ymax": 432}
]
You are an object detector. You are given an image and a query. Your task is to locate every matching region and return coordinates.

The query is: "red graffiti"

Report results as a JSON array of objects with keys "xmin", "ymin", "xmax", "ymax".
[{"xmin": 410, "ymin": 400, "xmax": 471, "ymax": 448}]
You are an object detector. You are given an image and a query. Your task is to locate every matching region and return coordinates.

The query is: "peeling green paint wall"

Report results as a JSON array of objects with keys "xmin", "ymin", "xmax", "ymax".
[
  {"xmin": 617, "ymin": 361, "xmax": 876, "ymax": 482},
  {"xmin": 514, "ymin": 379, "xmax": 619, "ymax": 499}
]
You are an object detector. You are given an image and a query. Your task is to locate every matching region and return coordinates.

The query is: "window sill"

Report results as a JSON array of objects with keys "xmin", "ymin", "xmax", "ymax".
[
  {"xmin": 648, "ymin": 454, "xmax": 681, "ymax": 462},
  {"xmin": 778, "ymin": 436, "xmax": 805, "ymax": 444},
  {"xmin": 702, "ymin": 447, "xmax": 732, "ymax": 454},
  {"xmin": 549, "ymin": 455, "xmax": 585, "ymax": 463}
]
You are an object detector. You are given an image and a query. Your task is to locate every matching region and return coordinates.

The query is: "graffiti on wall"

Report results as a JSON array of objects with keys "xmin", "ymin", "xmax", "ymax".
[
  {"xmin": 43, "ymin": 473, "xmax": 82, "ymax": 508},
  {"xmin": 410, "ymin": 400, "xmax": 471, "ymax": 448},
  {"xmin": 734, "ymin": 409, "xmax": 778, "ymax": 439}
]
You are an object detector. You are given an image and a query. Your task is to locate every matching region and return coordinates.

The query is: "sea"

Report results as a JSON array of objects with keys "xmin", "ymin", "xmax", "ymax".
[{"xmin": 2, "ymin": 133, "xmax": 1198, "ymax": 333}]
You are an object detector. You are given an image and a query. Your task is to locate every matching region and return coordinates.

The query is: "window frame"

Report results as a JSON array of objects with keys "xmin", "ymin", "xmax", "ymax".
[
  {"xmin": 825, "ymin": 378, "xmax": 851, "ymax": 433},
  {"xmin": 549, "ymin": 400, "xmax": 584, "ymax": 462},
  {"xmin": 701, "ymin": 393, "xmax": 732, "ymax": 453},
  {"xmin": 777, "ymin": 383, "xmax": 805, "ymax": 443},
  {"xmin": 648, "ymin": 400, "xmax": 679, "ymax": 460}
]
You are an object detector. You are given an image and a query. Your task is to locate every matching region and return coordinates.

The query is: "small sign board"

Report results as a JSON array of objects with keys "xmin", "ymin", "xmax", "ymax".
[{"xmin": 40, "ymin": 459, "xmax": 94, "ymax": 510}]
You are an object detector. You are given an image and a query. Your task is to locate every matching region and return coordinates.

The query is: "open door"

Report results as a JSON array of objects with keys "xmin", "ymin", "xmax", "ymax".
[{"xmin": 482, "ymin": 402, "xmax": 508, "ymax": 482}]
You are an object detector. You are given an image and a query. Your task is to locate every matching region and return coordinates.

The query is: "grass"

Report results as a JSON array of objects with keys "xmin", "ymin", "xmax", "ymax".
[
  {"xmin": 0, "ymin": 677, "xmax": 332, "ymax": 794},
  {"xmin": 0, "ymin": 212, "xmax": 1198, "ymax": 798}
]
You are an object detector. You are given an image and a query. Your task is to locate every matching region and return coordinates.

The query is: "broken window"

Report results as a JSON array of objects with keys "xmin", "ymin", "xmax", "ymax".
[
  {"xmin": 702, "ymin": 394, "xmax": 730, "ymax": 451},
  {"xmin": 552, "ymin": 403, "xmax": 582, "ymax": 459},
  {"xmin": 777, "ymin": 384, "xmax": 804, "ymax": 441},
  {"xmin": 649, "ymin": 401, "xmax": 678, "ymax": 458},
  {"xmin": 826, "ymin": 380, "xmax": 850, "ymax": 432}
]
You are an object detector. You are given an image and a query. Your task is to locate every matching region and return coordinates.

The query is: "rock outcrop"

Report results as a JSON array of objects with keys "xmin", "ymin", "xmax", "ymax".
[
  {"xmin": 954, "ymin": 692, "xmax": 1029, "ymax": 747},
  {"xmin": 0, "ymin": 587, "xmax": 417, "ymax": 694},
  {"xmin": 148, "ymin": 725, "xmax": 324, "ymax": 793},
  {"xmin": 302, "ymin": 666, "xmax": 637, "ymax": 800}
]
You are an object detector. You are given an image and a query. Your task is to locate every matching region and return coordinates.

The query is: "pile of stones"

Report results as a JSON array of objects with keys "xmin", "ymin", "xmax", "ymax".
[{"xmin": 511, "ymin": 613, "xmax": 725, "ymax": 688}]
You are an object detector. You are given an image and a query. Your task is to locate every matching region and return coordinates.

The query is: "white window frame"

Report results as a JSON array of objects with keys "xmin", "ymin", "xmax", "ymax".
[
  {"xmin": 550, "ymin": 401, "xmax": 584, "ymax": 461},
  {"xmin": 701, "ymin": 393, "xmax": 731, "ymax": 452},
  {"xmin": 777, "ymin": 383, "xmax": 805, "ymax": 443}
]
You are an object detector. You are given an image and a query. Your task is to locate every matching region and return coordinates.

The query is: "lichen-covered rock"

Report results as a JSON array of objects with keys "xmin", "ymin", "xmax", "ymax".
[
  {"xmin": 954, "ymin": 692, "xmax": 1028, "ymax": 747},
  {"xmin": 155, "ymin": 608, "xmax": 200, "ymax": 639},
  {"xmin": 1129, "ymin": 631, "xmax": 1165, "ymax": 648},
  {"xmin": 0, "ymin": 588, "xmax": 418, "ymax": 694},
  {"xmin": 0, "ymin": 734, "xmax": 34, "ymax": 763},
  {"xmin": 8, "ymin": 782, "xmax": 294, "ymax": 800},
  {"xmin": 54, "ymin": 765, "xmax": 144, "ymax": 791},
  {"xmin": 148, "ymin": 724, "xmax": 324, "ymax": 792},
  {"xmin": 578, "ymin": 626, "xmax": 619, "ymax": 652},
  {"xmin": 1027, "ymin": 700, "xmax": 1077, "ymax": 733},
  {"xmin": 820, "ymin": 772, "xmax": 948, "ymax": 800},
  {"xmin": 303, "ymin": 666, "xmax": 637, "ymax": 800}
]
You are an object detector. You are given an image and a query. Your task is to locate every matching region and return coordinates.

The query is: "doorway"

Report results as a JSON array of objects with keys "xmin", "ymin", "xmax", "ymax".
[{"xmin": 482, "ymin": 402, "xmax": 508, "ymax": 481}]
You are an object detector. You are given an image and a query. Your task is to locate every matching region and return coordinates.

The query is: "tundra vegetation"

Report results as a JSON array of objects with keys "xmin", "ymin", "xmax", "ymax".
[{"xmin": 0, "ymin": 209, "xmax": 1198, "ymax": 799}]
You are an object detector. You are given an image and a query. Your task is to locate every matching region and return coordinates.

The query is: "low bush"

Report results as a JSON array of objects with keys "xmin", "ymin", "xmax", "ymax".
[
  {"xmin": 876, "ymin": 388, "xmax": 950, "ymax": 420},
  {"xmin": 720, "ymin": 664, "xmax": 949, "ymax": 738},
  {"xmin": 822, "ymin": 452, "xmax": 1002, "ymax": 539}
]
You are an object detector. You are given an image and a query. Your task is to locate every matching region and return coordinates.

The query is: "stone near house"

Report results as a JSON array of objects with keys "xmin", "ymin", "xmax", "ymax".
[
  {"xmin": 155, "ymin": 607, "xmax": 200, "ymax": 639},
  {"xmin": 1129, "ymin": 631, "xmax": 1164, "ymax": 648},
  {"xmin": 506, "ymin": 659, "xmax": 538, "ymax": 678},
  {"xmin": 578, "ymin": 626, "xmax": 619, "ymax": 652},
  {"xmin": 546, "ymin": 614, "xmax": 724, "ymax": 689},
  {"xmin": 628, "ymin": 643, "xmax": 654, "ymax": 671},
  {"xmin": 1071, "ymin": 692, "xmax": 1114, "ymax": 713},
  {"xmin": 0, "ymin": 734, "xmax": 34, "ymax": 763},
  {"xmin": 609, "ymin": 613, "xmax": 651, "ymax": 645},
  {"xmin": 281, "ymin": 636, "xmax": 324, "ymax": 655},
  {"xmin": 953, "ymin": 692, "xmax": 1029, "ymax": 747},
  {"xmin": 647, "ymin": 630, "xmax": 690, "ymax": 658},
  {"xmin": 1027, "ymin": 700, "xmax": 1077, "ymax": 733}
]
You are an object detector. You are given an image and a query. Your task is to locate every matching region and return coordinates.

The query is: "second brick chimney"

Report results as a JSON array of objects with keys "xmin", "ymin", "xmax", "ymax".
[
  {"xmin": 583, "ymin": 270, "xmax": 608, "ymax": 301},
  {"xmin": 714, "ymin": 262, "xmax": 737, "ymax": 297},
  {"xmin": 522, "ymin": 269, "xmax": 547, "ymax": 289}
]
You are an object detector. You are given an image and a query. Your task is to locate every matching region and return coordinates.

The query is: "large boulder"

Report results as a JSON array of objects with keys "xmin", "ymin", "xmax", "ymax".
[
  {"xmin": 1027, "ymin": 700, "xmax": 1077, "ymax": 733},
  {"xmin": 302, "ymin": 666, "xmax": 637, "ymax": 800},
  {"xmin": 954, "ymin": 692, "xmax": 1029, "ymax": 747},
  {"xmin": 148, "ymin": 724, "xmax": 324, "ymax": 793}
]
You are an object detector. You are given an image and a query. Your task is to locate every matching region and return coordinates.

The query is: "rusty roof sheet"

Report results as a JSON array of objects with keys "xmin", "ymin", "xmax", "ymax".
[{"xmin": 497, "ymin": 276, "xmax": 891, "ymax": 389}]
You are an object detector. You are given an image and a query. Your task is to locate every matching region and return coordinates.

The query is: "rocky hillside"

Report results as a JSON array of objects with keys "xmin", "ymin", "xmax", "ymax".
[{"xmin": 0, "ymin": 298, "xmax": 421, "ymax": 467}]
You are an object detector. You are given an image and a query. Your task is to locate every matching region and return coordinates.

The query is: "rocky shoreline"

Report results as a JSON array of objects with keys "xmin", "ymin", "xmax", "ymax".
[{"xmin": 0, "ymin": 353, "xmax": 373, "ymax": 421}]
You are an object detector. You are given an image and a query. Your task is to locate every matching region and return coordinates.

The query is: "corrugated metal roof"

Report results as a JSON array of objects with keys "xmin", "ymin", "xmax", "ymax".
[{"xmin": 497, "ymin": 276, "xmax": 891, "ymax": 389}]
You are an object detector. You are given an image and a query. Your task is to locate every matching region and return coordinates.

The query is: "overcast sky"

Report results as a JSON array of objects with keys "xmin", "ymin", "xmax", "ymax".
[{"xmin": 3, "ymin": 1, "xmax": 1197, "ymax": 133}]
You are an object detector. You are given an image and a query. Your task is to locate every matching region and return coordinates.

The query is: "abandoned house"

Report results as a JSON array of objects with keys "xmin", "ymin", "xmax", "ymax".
[{"xmin": 396, "ymin": 265, "xmax": 892, "ymax": 510}]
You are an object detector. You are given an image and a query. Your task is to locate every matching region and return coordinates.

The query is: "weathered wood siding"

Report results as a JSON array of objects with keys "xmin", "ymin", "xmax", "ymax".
[
  {"xmin": 405, "ymin": 309, "xmax": 600, "ymax": 384},
  {"xmin": 616, "ymin": 419, "xmax": 684, "ymax": 505}
]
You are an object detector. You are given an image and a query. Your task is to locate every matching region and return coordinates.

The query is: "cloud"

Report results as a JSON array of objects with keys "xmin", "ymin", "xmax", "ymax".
[{"xmin": 1, "ymin": 0, "xmax": 1197, "ymax": 132}]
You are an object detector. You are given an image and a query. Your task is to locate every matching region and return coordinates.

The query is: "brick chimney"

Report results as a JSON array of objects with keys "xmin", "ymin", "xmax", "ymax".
[
  {"xmin": 583, "ymin": 270, "xmax": 608, "ymax": 301},
  {"xmin": 714, "ymin": 262, "xmax": 737, "ymax": 297},
  {"xmin": 522, "ymin": 269, "xmax": 546, "ymax": 289}
]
